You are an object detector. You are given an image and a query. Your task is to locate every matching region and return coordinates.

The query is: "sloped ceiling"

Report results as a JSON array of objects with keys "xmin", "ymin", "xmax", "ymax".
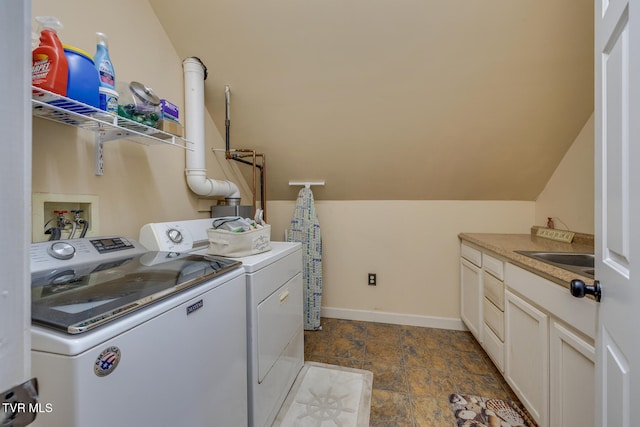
[{"xmin": 148, "ymin": 0, "xmax": 593, "ymax": 201}]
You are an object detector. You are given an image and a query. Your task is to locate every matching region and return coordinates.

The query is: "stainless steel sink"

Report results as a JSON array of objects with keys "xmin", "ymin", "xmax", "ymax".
[{"xmin": 515, "ymin": 251, "xmax": 595, "ymax": 278}]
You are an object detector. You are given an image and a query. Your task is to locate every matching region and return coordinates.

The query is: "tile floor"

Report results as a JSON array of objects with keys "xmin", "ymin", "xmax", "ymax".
[{"xmin": 304, "ymin": 317, "xmax": 523, "ymax": 427}]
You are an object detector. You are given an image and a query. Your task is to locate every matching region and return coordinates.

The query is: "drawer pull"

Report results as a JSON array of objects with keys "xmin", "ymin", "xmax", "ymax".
[{"xmin": 279, "ymin": 290, "xmax": 290, "ymax": 303}]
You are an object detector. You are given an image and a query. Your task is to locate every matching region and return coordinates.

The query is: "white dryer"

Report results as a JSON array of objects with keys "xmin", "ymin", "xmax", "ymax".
[{"xmin": 140, "ymin": 219, "xmax": 304, "ymax": 427}]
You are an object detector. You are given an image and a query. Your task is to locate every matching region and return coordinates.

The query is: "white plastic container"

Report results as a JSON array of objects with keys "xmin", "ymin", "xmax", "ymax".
[{"xmin": 99, "ymin": 87, "xmax": 118, "ymax": 114}]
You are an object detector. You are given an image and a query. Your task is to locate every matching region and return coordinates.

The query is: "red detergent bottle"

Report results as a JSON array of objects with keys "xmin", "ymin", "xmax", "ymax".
[{"xmin": 32, "ymin": 16, "xmax": 68, "ymax": 97}]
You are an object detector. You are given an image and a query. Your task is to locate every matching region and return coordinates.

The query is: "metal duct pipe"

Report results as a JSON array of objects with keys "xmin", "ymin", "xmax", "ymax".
[
  {"xmin": 221, "ymin": 84, "xmax": 268, "ymax": 221},
  {"xmin": 183, "ymin": 57, "xmax": 240, "ymax": 198}
]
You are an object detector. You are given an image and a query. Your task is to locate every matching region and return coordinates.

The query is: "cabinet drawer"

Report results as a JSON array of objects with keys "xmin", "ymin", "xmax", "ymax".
[
  {"xmin": 482, "ymin": 324, "xmax": 504, "ymax": 373},
  {"xmin": 483, "ymin": 272, "xmax": 504, "ymax": 310},
  {"xmin": 483, "ymin": 253, "xmax": 504, "ymax": 280},
  {"xmin": 461, "ymin": 243, "xmax": 482, "ymax": 267},
  {"xmin": 484, "ymin": 297, "xmax": 504, "ymax": 340}
]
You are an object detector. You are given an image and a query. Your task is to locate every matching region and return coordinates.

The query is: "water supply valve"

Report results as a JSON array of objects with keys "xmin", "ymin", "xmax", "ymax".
[
  {"xmin": 47, "ymin": 210, "xmax": 70, "ymax": 241},
  {"xmin": 71, "ymin": 209, "xmax": 89, "ymax": 238},
  {"xmin": 71, "ymin": 209, "xmax": 83, "ymax": 220},
  {"xmin": 54, "ymin": 210, "xmax": 69, "ymax": 226}
]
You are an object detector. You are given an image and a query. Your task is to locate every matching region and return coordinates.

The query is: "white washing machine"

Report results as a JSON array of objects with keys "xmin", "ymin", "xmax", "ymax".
[
  {"xmin": 30, "ymin": 237, "xmax": 248, "ymax": 427},
  {"xmin": 140, "ymin": 219, "xmax": 304, "ymax": 427}
]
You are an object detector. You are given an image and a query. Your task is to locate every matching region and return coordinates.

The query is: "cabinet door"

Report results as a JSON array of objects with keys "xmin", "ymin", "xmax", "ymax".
[
  {"xmin": 461, "ymin": 258, "xmax": 482, "ymax": 343},
  {"xmin": 505, "ymin": 290, "xmax": 548, "ymax": 427},
  {"xmin": 550, "ymin": 320, "xmax": 595, "ymax": 427}
]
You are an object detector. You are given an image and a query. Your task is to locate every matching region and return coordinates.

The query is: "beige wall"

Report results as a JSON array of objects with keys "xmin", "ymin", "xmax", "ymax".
[
  {"xmin": 29, "ymin": 0, "xmax": 595, "ymax": 328},
  {"xmin": 266, "ymin": 116, "xmax": 593, "ymax": 327},
  {"xmin": 149, "ymin": 0, "xmax": 594, "ymax": 202},
  {"xmin": 269, "ymin": 200, "xmax": 534, "ymax": 327},
  {"xmin": 31, "ymin": 0, "xmax": 250, "ymax": 241},
  {"xmin": 535, "ymin": 114, "xmax": 595, "ymax": 234}
]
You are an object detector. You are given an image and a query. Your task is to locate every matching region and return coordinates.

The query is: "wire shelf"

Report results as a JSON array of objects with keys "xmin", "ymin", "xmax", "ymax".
[{"xmin": 31, "ymin": 87, "xmax": 190, "ymax": 148}]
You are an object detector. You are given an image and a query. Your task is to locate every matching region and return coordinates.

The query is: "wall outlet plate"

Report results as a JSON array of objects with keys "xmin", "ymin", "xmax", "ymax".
[
  {"xmin": 536, "ymin": 227, "xmax": 575, "ymax": 243},
  {"xmin": 368, "ymin": 273, "xmax": 376, "ymax": 286}
]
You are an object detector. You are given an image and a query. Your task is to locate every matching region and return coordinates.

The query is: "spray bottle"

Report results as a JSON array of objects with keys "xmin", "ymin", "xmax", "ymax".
[
  {"xmin": 94, "ymin": 32, "xmax": 116, "ymax": 90},
  {"xmin": 32, "ymin": 16, "xmax": 68, "ymax": 96}
]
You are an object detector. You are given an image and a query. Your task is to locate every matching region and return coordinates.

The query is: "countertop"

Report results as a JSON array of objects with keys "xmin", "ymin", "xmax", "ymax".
[{"xmin": 459, "ymin": 228, "xmax": 595, "ymax": 289}]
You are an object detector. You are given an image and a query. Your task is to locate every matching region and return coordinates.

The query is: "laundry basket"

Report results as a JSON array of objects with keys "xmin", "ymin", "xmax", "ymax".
[{"xmin": 206, "ymin": 225, "xmax": 271, "ymax": 257}]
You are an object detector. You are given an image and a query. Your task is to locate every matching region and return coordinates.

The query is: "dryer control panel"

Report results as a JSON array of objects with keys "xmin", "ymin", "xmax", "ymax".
[{"xmin": 139, "ymin": 218, "xmax": 214, "ymax": 252}]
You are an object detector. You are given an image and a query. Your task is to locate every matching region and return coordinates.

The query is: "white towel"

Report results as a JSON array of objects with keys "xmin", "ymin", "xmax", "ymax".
[{"xmin": 287, "ymin": 187, "xmax": 322, "ymax": 330}]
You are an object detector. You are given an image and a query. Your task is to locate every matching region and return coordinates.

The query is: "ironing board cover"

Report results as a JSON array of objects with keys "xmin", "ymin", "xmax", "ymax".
[{"xmin": 287, "ymin": 187, "xmax": 322, "ymax": 330}]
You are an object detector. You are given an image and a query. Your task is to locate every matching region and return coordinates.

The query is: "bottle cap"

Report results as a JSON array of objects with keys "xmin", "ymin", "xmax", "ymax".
[
  {"xmin": 35, "ymin": 16, "xmax": 63, "ymax": 33},
  {"xmin": 96, "ymin": 32, "xmax": 109, "ymax": 47}
]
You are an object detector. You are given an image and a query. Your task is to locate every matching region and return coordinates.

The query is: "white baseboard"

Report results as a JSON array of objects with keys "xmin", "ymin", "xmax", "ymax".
[{"xmin": 320, "ymin": 307, "xmax": 468, "ymax": 331}]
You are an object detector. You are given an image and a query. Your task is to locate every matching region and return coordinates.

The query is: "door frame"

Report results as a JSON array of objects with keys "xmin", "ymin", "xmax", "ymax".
[{"xmin": 0, "ymin": 0, "xmax": 32, "ymax": 394}]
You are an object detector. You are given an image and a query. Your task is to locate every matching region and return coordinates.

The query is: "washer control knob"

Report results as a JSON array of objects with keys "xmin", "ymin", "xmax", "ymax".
[
  {"xmin": 47, "ymin": 242, "xmax": 76, "ymax": 260},
  {"xmin": 166, "ymin": 228, "xmax": 184, "ymax": 244}
]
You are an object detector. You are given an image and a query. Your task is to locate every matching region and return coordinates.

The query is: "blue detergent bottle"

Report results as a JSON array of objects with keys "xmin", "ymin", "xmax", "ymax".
[{"xmin": 94, "ymin": 32, "xmax": 115, "ymax": 89}]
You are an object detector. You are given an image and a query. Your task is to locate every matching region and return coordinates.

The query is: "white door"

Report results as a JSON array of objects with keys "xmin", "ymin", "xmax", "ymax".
[{"xmin": 594, "ymin": 0, "xmax": 640, "ymax": 422}]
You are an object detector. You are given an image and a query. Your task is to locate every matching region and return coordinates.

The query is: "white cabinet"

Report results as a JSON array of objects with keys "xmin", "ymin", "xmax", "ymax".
[
  {"xmin": 505, "ymin": 290, "xmax": 549, "ymax": 426},
  {"xmin": 459, "ymin": 242, "xmax": 598, "ymax": 427},
  {"xmin": 460, "ymin": 257, "xmax": 482, "ymax": 342},
  {"xmin": 482, "ymin": 254, "xmax": 505, "ymax": 372},
  {"xmin": 459, "ymin": 243, "xmax": 507, "ymax": 370},
  {"xmin": 460, "ymin": 243, "xmax": 483, "ymax": 343},
  {"xmin": 505, "ymin": 303, "xmax": 595, "ymax": 427},
  {"xmin": 504, "ymin": 263, "xmax": 597, "ymax": 427},
  {"xmin": 549, "ymin": 319, "xmax": 595, "ymax": 427}
]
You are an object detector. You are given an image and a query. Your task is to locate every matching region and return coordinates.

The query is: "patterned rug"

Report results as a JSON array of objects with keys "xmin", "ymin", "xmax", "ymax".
[
  {"xmin": 273, "ymin": 362, "xmax": 373, "ymax": 427},
  {"xmin": 448, "ymin": 393, "xmax": 537, "ymax": 427}
]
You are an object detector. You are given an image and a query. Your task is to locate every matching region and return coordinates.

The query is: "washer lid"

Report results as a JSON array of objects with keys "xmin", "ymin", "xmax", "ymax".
[{"xmin": 31, "ymin": 252, "xmax": 241, "ymax": 334}]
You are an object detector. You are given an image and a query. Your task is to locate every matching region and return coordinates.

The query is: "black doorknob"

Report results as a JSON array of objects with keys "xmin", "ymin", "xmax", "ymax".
[{"xmin": 570, "ymin": 279, "xmax": 602, "ymax": 302}]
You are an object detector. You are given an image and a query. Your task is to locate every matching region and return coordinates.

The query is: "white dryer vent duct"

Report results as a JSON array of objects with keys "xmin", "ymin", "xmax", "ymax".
[{"xmin": 183, "ymin": 57, "xmax": 240, "ymax": 199}]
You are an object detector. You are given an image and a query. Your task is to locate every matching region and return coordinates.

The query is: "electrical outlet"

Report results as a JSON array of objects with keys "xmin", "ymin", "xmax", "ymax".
[{"xmin": 368, "ymin": 273, "xmax": 377, "ymax": 286}]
